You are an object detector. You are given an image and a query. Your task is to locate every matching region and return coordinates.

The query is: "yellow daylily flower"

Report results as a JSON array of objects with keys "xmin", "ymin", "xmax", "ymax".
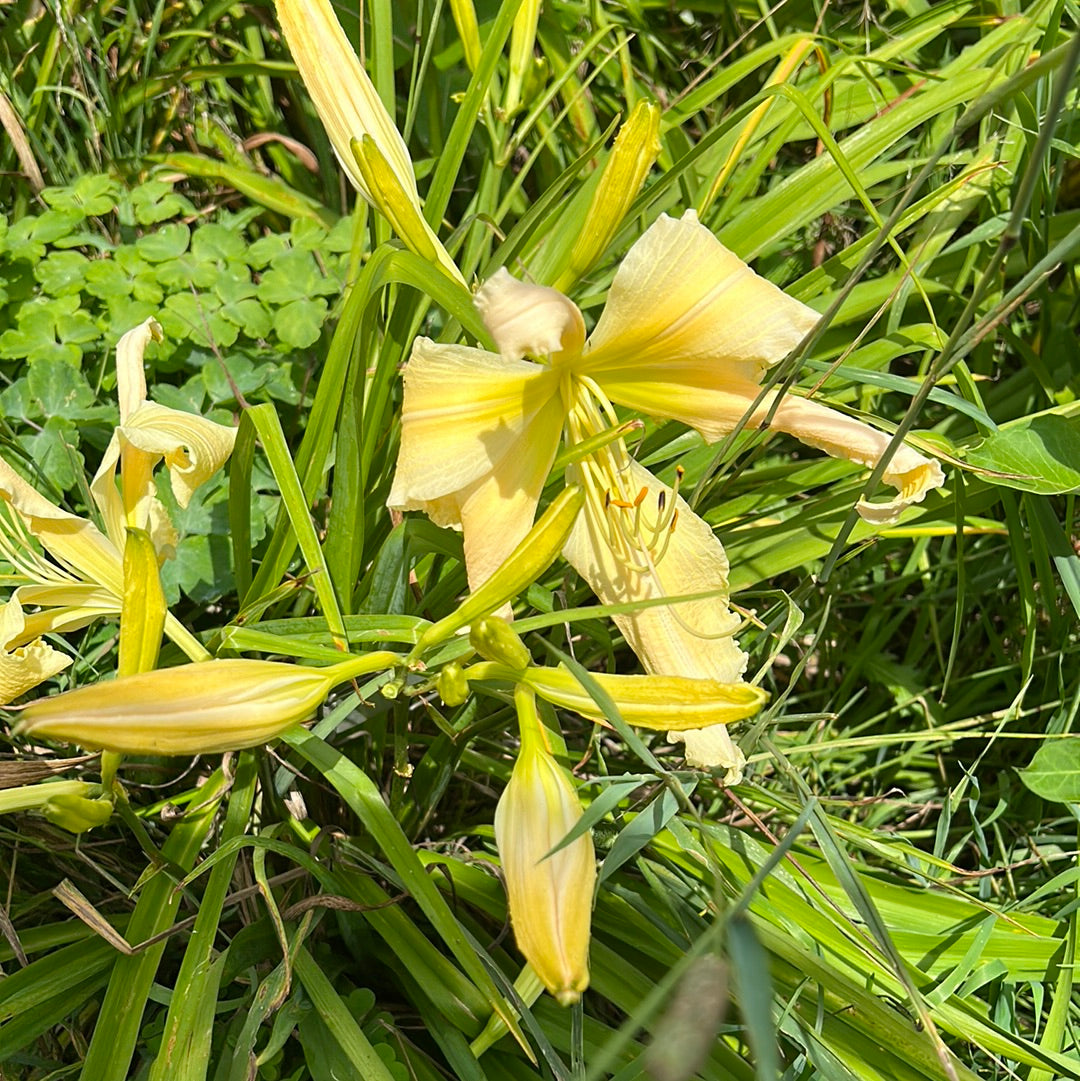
[
  {"xmin": 389, "ymin": 211, "xmax": 945, "ymax": 777},
  {"xmin": 0, "ymin": 318, "xmax": 236, "ymax": 661},
  {"xmin": 274, "ymin": 0, "xmax": 464, "ymax": 284},
  {"xmin": 90, "ymin": 319, "xmax": 237, "ymax": 552},
  {"xmin": 495, "ymin": 684, "xmax": 595, "ymax": 1004},
  {"xmin": 0, "ymin": 596, "xmax": 70, "ymax": 704}
]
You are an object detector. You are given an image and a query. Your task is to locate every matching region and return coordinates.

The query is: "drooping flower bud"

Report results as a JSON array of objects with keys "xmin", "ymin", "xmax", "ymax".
[{"xmin": 495, "ymin": 686, "xmax": 595, "ymax": 1005}]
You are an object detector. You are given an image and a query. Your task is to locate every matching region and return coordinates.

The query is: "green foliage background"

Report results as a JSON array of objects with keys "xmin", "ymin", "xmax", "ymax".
[{"xmin": 1, "ymin": 1, "xmax": 1080, "ymax": 1079}]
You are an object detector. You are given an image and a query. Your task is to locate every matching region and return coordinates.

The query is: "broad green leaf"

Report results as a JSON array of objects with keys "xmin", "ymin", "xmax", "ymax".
[
  {"xmin": 273, "ymin": 296, "xmax": 327, "ymax": 348},
  {"xmin": 34, "ymin": 250, "xmax": 89, "ymax": 295},
  {"xmin": 18, "ymin": 417, "xmax": 84, "ymax": 492},
  {"xmin": 1018, "ymin": 741, "xmax": 1080, "ymax": 803},
  {"xmin": 966, "ymin": 413, "xmax": 1080, "ymax": 494}
]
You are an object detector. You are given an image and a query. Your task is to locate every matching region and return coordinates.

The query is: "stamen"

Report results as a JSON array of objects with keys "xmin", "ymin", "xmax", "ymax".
[
  {"xmin": 633, "ymin": 487, "xmax": 648, "ymax": 507},
  {"xmin": 0, "ymin": 505, "xmax": 75, "ymax": 587},
  {"xmin": 649, "ymin": 515, "xmax": 676, "ymax": 565},
  {"xmin": 671, "ymin": 465, "xmax": 686, "ymax": 503},
  {"xmin": 578, "ymin": 375, "xmax": 621, "ymax": 429}
]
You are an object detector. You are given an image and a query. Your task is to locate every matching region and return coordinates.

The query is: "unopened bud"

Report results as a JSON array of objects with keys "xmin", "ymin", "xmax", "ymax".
[
  {"xmin": 555, "ymin": 102, "xmax": 662, "ymax": 291},
  {"xmin": 351, "ymin": 134, "xmax": 464, "ymax": 283},
  {"xmin": 522, "ymin": 665, "xmax": 768, "ymax": 731},
  {"xmin": 470, "ymin": 617, "xmax": 530, "ymax": 671},
  {"xmin": 437, "ymin": 661, "xmax": 470, "ymax": 707},
  {"xmin": 496, "ymin": 686, "xmax": 594, "ymax": 1005},
  {"xmin": 16, "ymin": 652, "xmax": 399, "ymax": 756},
  {"xmin": 409, "ymin": 486, "xmax": 584, "ymax": 662}
]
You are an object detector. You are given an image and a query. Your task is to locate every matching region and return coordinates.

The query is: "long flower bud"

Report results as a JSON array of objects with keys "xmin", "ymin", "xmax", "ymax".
[
  {"xmin": 463, "ymin": 663, "xmax": 768, "ymax": 731},
  {"xmin": 15, "ymin": 653, "xmax": 399, "ymax": 755},
  {"xmin": 408, "ymin": 486, "xmax": 584, "ymax": 662},
  {"xmin": 555, "ymin": 101, "xmax": 662, "ymax": 291},
  {"xmin": 495, "ymin": 685, "xmax": 595, "ymax": 1004}
]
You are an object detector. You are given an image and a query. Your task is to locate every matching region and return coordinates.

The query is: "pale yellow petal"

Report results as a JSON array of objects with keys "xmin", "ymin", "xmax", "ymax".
[
  {"xmin": 88, "ymin": 430, "xmax": 126, "ymax": 550},
  {"xmin": 563, "ymin": 456, "xmax": 747, "ymax": 682},
  {"xmin": 0, "ymin": 458, "xmax": 123, "ymax": 597},
  {"xmin": 581, "ymin": 210, "xmax": 819, "ymax": 381},
  {"xmin": 0, "ymin": 597, "xmax": 70, "ymax": 704},
  {"xmin": 762, "ymin": 393, "xmax": 946, "ymax": 523},
  {"xmin": 457, "ymin": 466, "xmax": 549, "ymax": 593},
  {"xmin": 561, "ymin": 456, "xmax": 756, "ymax": 776},
  {"xmin": 600, "ymin": 375, "xmax": 944, "ymax": 524},
  {"xmin": 0, "ymin": 594, "xmax": 26, "ymax": 649},
  {"xmin": 115, "ymin": 318, "xmax": 161, "ymax": 423},
  {"xmin": 146, "ymin": 495, "xmax": 179, "ymax": 563},
  {"xmin": 90, "ymin": 401, "xmax": 235, "ymax": 551},
  {"xmin": 667, "ymin": 727, "xmax": 747, "ymax": 784},
  {"xmin": 475, "ymin": 269, "xmax": 586, "ymax": 362},
  {"xmin": 116, "ymin": 401, "xmax": 237, "ymax": 509},
  {"xmin": 275, "ymin": 0, "xmax": 417, "ymax": 205},
  {"xmin": 387, "ymin": 340, "xmax": 564, "ymax": 587},
  {"xmin": 0, "ymin": 638, "xmax": 71, "ymax": 704},
  {"xmin": 12, "ymin": 585, "xmax": 120, "ymax": 644}
]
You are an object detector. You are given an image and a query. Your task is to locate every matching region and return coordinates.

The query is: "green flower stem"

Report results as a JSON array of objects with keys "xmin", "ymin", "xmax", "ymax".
[{"xmin": 325, "ymin": 650, "xmax": 403, "ymax": 688}]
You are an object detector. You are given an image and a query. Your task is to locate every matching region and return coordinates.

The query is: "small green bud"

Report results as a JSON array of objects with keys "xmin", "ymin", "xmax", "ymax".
[
  {"xmin": 437, "ymin": 661, "xmax": 470, "ymax": 707},
  {"xmin": 43, "ymin": 793, "xmax": 114, "ymax": 834},
  {"xmin": 470, "ymin": 617, "xmax": 530, "ymax": 671}
]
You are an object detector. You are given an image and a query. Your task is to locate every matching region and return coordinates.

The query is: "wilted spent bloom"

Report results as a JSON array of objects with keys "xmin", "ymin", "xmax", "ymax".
[
  {"xmin": 15, "ymin": 653, "xmax": 399, "ymax": 755},
  {"xmin": 495, "ymin": 686, "xmax": 596, "ymax": 1005},
  {"xmin": 0, "ymin": 596, "xmax": 70, "ymax": 705}
]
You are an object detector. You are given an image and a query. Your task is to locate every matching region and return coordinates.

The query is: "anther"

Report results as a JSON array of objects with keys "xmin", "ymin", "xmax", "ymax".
[{"xmin": 633, "ymin": 487, "xmax": 648, "ymax": 507}]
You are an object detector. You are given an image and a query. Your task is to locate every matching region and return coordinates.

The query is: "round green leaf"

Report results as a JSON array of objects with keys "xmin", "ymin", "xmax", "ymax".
[{"xmin": 274, "ymin": 297, "xmax": 327, "ymax": 349}]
